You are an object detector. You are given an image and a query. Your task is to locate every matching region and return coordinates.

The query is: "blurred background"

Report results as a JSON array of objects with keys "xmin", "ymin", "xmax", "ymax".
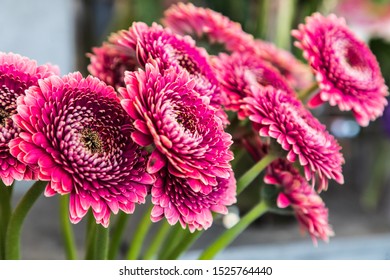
[{"xmin": 1, "ymin": 0, "xmax": 390, "ymax": 259}]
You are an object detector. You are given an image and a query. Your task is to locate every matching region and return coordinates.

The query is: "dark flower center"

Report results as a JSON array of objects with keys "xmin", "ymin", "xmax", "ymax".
[
  {"xmin": 176, "ymin": 52, "xmax": 200, "ymax": 75},
  {"xmin": 80, "ymin": 127, "xmax": 104, "ymax": 154},
  {"xmin": 175, "ymin": 108, "xmax": 197, "ymax": 133},
  {"xmin": 345, "ymin": 44, "xmax": 366, "ymax": 69},
  {"xmin": 0, "ymin": 108, "xmax": 9, "ymax": 127}
]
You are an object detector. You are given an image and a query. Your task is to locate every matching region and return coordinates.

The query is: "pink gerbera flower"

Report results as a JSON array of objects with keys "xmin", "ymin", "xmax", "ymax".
[
  {"xmin": 162, "ymin": 2, "xmax": 313, "ymax": 90},
  {"xmin": 0, "ymin": 52, "xmax": 58, "ymax": 186},
  {"xmin": 265, "ymin": 159, "xmax": 334, "ymax": 244},
  {"xmin": 162, "ymin": 2, "xmax": 253, "ymax": 53},
  {"xmin": 120, "ymin": 60, "xmax": 235, "ymax": 229},
  {"xmin": 212, "ymin": 51, "xmax": 294, "ymax": 119},
  {"xmin": 10, "ymin": 72, "xmax": 154, "ymax": 227},
  {"xmin": 151, "ymin": 169, "xmax": 236, "ymax": 232},
  {"xmin": 244, "ymin": 86, "xmax": 344, "ymax": 191},
  {"xmin": 292, "ymin": 13, "xmax": 389, "ymax": 126}
]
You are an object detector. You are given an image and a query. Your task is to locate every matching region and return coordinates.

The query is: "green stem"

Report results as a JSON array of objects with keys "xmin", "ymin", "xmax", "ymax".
[
  {"xmin": 126, "ymin": 204, "xmax": 153, "ymax": 260},
  {"xmin": 84, "ymin": 211, "xmax": 96, "ymax": 259},
  {"xmin": 158, "ymin": 223, "xmax": 186, "ymax": 259},
  {"xmin": 59, "ymin": 195, "xmax": 77, "ymax": 260},
  {"xmin": 0, "ymin": 181, "xmax": 13, "ymax": 259},
  {"xmin": 5, "ymin": 180, "xmax": 47, "ymax": 259},
  {"xmin": 108, "ymin": 211, "xmax": 130, "ymax": 259},
  {"xmin": 94, "ymin": 224, "xmax": 109, "ymax": 260},
  {"xmin": 143, "ymin": 220, "xmax": 171, "ymax": 260},
  {"xmin": 298, "ymin": 82, "xmax": 319, "ymax": 102},
  {"xmin": 165, "ymin": 230, "xmax": 202, "ymax": 260},
  {"xmin": 236, "ymin": 153, "xmax": 278, "ymax": 195},
  {"xmin": 275, "ymin": 0, "xmax": 296, "ymax": 49},
  {"xmin": 198, "ymin": 200, "xmax": 268, "ymax": 260}
]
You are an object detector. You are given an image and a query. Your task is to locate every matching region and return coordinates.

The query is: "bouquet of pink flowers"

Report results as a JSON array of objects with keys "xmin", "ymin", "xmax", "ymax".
[{"xmin": 0, "ymin": 3, "xmax": 388, "ymax": 260}]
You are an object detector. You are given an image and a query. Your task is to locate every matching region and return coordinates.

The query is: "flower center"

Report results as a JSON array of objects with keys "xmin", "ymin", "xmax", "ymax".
[
  {"xmin": 80, "ymin": 128, "xmax": 104, "ymax": 154},
  {"xmin": 0, "ymin": 108, "xmax": 9, "ymax": 127},
  {"xmin": 175, "ymin": 108, "xmax": 197, "ymax": 134},
  {"xmin": 345, "ymin": 45, "xmax": 366, "ymax": 69},
  {"xmin": 176, "ymin": 52, "xmax": 200, "ymax": 75}
]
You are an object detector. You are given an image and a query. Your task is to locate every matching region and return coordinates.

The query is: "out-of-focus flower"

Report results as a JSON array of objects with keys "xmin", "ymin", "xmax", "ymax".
[
  {"xmin": 244, "ymin": 86, "xmax": 344, "ymax": 191},
  {"xmin": 151, "ymin": 169, "xmax": 236, "ymax": 232},
  {"xmin": 212, "ymin": 51, "xmax": 294, "ymax": 119},
  {"xmin": 333, "ymin": 0, "xmax": 390, "ymax": 42},
  {"xmin": 293, "ymin": 13, "xmax": 388, "ymax": 127},
  {"xmin": 265, "ymin": 158, "xmax": 334, "ymax": 244},
  {"xmin": 10, "ymin": 72, "xmax": 154, "ymax": 227},
  {"xmin": 120, "ymin": 61, "xmax": 235, "ymax": 229},
  {"xmin": 0, "ymin": 52, "xmax": 58, "ymax": 186},
  {"xmin": 162, "ymin": 2, "xmax": 313, "ymax": 90}
]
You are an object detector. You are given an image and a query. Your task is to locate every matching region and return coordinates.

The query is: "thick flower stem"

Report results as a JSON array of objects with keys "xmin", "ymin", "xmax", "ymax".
[
  {"xmin": 0, "ymin": 181, "xmax": 13, "ymax": 259},
  {"xmin": 59, "ymin": 195, "xmax": 77, "ymax": 260},
  {"xmin": 198, "ymin": 200, "xmax": 268, "ymax": 260},
  {"xmin": 158, "ymin": 223, "xmax": 186, "ymax": 259},
  {"xmin": 5, "ymin": 180, "xmax": 46, "ymax": 259},
  {"xmin": 236, "ymin": 153, "xmax": 278, "ymax": 195},
  {"xmin": 143, "ymin": 220, "xmax": 171, "ymax": 259},
  {"xmin": 94, "ymin": 224, "xmax": 109, "ymax": 260},
  {"xmin": 165, "ymin": 230, "xmax": 202, "ymax": 260},
  {"xmin": 126, "ymin": 204, "xmax": 153, "ymax": 260},
  {"xmin": 84, "ymin": 211, "xmax": 96, "ymax": 259},
  {"xmin": 108, "ymin": 211, "xmax": 130, "ymax": 260}
]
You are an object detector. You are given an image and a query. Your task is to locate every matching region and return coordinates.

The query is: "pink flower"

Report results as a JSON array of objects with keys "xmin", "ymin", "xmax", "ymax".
[
  {"xmin": 162, "ymin": 2, "xmax": 253, "ymax": 53},
  {"xmin": 244, "ymin": 86, "xmax": 344, "ymax": 191},
  {"xmin": 87, "ymin": 43, "xmax": 139, "ymax": 90},
  {"xmin": 162, "ymin": 2, "xmax": 313, "ymax": 90},
  {"xmin": 120, "ymin": 60, "xmax": 235, "ymax": 229},
  {"xmin": 212, "ymin": 51, "xmax": 294, "ymax": 119},
  {"xmin": 0, "ymin": 52, "xmax": 58, "ymax": 186},
  {"xmin": 151, "ymin": 169, "xmax": 236, "ymax": 232},
  {"xmin": 292, "ymin": 13, "xmax": 389, "ymax": 126},
  {"xmin": 10, "ymin": 72, "xmax": 154, "ymax": 227},
  {"xmin": 265, "ymin": 159, "xmax": 334, "ymax": 244}
]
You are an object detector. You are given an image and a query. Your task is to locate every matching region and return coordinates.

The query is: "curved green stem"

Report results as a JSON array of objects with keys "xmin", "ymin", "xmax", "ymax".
[
  {"xmin": 198, "ymin": 200, "xmax": 268, "ymax": 260},
  {"xmin": 5, "ymin": 180, "xmax": 46, "ymax": 259},
  {"xmin": 84, "ymin": 211, "xmax": 96, "ymax": 259},
  {"xmin": 59, "ymin": 194, "xmax": 77, "ymax": 260},
  {"xmin": 126, "ymin": 204, "xmax": 153, "ymax": 260},
  {"xmin": 143, "ymin": 220, "xmax": 171, "ymax": 259},
  {"xmin": 158, "ymin": 223, "xmax": 186, "ymax": 259},
  {"xmin": 0, "ymin": 181, "xmax": 13, "ymax": 259},
  {"xmin": 236, "ymin": 153, "xmax": 278, "ymax": 195},
  {"xmin": 94, "ymin": 224, "xmax": 109, "ymax": 260},
  {"xmin": 165, "ymin": 230, "xmax": 202, "ymax": 260},
  {"xmin": 108, "ymin": 211, "xmax": 130, "ymax": 260}
]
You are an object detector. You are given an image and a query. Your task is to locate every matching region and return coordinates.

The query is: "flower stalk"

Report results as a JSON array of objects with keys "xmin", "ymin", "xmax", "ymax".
[{"xmin": 59, "ymin": 194, "xmax": 77, "ymax": 260}]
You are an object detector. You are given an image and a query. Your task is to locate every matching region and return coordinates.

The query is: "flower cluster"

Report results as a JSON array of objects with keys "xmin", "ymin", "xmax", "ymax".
[{"xmin": 1, "ymin": 2, "xmax": 388, "ymax": 253}]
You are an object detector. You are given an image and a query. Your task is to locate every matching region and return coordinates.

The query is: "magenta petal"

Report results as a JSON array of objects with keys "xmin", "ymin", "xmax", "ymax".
[
  {"xmin": 147, "ymin": 149, "xmax": 166, "ymax": 174},
  {"xmin": 277, "ymin": 193, "xmax": 291, "ymax": 208},
  {"xmin": 131, "ymin": 131, "xmax": 153, "ymax": 146}
]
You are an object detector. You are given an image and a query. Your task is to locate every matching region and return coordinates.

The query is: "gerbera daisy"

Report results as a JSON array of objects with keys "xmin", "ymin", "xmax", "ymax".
[
  {"xmin": 265, "ymin": 159, "xmax": 334, "ymax": 244},
  {"xmin": 151, "ymin": 169, "xmax": 236, "ymax": 232},
  {"xmin": 120, "ymin": 60, "xmax": 235, "ymax": 227},
  {"xmin": 244, "ymin": 86, "xmax": 344, "ymax": 191},
  {"xmin": 292, "ymin": 13, "xmax": 388, "ymax": 126},
  {"xmin": 212, "ymin": 51, "xmax": 294, "ymax": 119},
  {"xmin": 0, "ymin": 52, "xmax": 58, "ymax": 186},
  {"xmin": 10, "ymin": 72, "xmax": 154, "ymax": 227}
]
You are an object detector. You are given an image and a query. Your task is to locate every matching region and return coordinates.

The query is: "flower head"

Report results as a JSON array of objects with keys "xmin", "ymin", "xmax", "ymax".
[
  {"xmin": 162, "ymin": 3, "xmax": 313, "ymax": 90},
  {"xmin": 265, "ymin": 159, "xmax": 334, "ymax": 244},
  {"xmin": 292, "ymin": 13, "xmax": 389, "ymax": 126},
  {"xmin": 120, "ymin": 61, "xmax": 235, "ymax": 228},
  {"xmin": 151, "ymin": 168, "xmax": 236, "ymax": 232},
  {"xmin": 212, "ymin": 51, "xmax": 294, "ymax": 118},
  {"xmin": 244, "ymin": 86, "xmax": 344, "ymax": 191},
  {"xmin": 0, "ymin": 52, "xmax": 58, "ymax": 185},
  {"xmin": 10, "ymin": 72, "xmax": 154, "ymax": 227}
]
